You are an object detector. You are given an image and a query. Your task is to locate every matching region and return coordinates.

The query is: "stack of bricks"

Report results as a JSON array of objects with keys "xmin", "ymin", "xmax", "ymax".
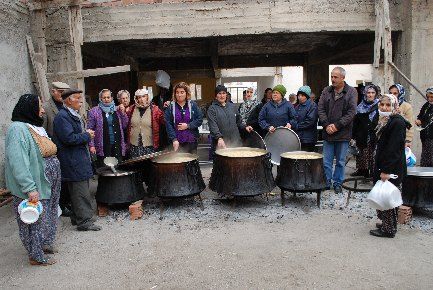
[
  {"xmin": 398, "ymin": 205, "xmax": 412, "ymax": 224},
  {"xmin": 129, "ymin": 200, "xmax": 144, "ymax": 220}
]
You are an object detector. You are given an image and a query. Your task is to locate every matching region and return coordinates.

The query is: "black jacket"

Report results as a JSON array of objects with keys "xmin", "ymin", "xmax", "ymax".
[
  {"xmin": 246, "ymin": 102, "xmax": 266, "ymax": 137},
  {"xmin": 417, "ymin": 102, "xmax": 433, "ymax": 141},
  {"xmin": 374, "ymin": 115, "xmax": 409, "ymax": 185},
  {"xmin": 352, "ymin": 105, "xmax": 379, "ymax": 149}
]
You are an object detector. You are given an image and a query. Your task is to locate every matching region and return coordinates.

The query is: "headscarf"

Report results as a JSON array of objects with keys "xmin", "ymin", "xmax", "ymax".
[
  {"xmin": 11, "ymin": 94, "xmax": 43, "ymax": 127},
  {"xmin": 389, "ymin": 83, "xmax": 406, "ymax": 105},
  {"xmin": 426, "ymin": 87, "xmax": 433, "ymax": 100},
  {"xmin": 134, "ymin": 89, "xmax": 150, "ymax": 109},
  {"xmin": 98, "ymin": 89, "xmax": 116, "ymax": 114},
  {"xmin": 356, "ymin": 84, "xmax": 380, "ymax": 120},
  {"xmin": 375, "ymin": 94, "xmax": 400, "ymax": 139},
  {"xmin": 117, "ymin": 90, "xmax": 130, "ymax": 104}
]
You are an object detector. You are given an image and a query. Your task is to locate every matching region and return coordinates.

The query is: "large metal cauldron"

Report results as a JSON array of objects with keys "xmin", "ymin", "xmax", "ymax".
[
  {"xmin": 209, "ymin": 147, "xmax": 275, "ymax": 197},
  {"xmin": 276, "ymin": 151, "xmax": 326, "ymax": 207},
  {"xmin": 96, "ymin": 169, "xmax": 144, "ymax": 204},
  {"xmin": 402, "ymin": 167, "xmax": 433, "ymax": 209},
  {"xmin": 150, "ymin": 153, "xmax": 205, "ymax": 198}
]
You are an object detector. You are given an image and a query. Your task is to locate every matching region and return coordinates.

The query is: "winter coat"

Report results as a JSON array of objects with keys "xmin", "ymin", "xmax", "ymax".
[
  {"xmin": 294, "ymin": 99, "xmax": 318, "ymax": 144},
  {"xmin": 258, "ymin": 99, "xmax": 297, "ymax": 131},
  {"xmin": 53, "ymin": 107, "xmax": 93, "ymax": 182},
  {"xmin": 87, "ymin": 107, "xmax": 129, "ymax": 157},
  {"xmin": 318, "ymin": 83, "xmax": 357, "ymax": 142},
  {"xmin": 399, "ymin": 101, "xmax": 414, "ymax": 143},
  {"xmin": 417, "ymin": 102, "xmax": 433, "ymax": 141},
  {"xmin": 126, "ymin": 104, "xmax": 164, "ymax": 150},
  {"xmin": 352, "ymin": 104, "xmax": 379, "ymax": 149},
  {"xmin": 164, "ymin": 100, "xmax": 203, "ymax": 143}
]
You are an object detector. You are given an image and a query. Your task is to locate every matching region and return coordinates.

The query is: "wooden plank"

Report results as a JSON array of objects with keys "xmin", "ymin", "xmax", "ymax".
[
  {"xmin": 46, "ymin": 65, "xmax": 131, "ymax": 79},
  {"xmin": 373, "ymin": 0, "xmax": 382, "ymax": 68},
  {"xmin": 26, "ymin": 35, "xmax": 50, "ymax": 102},
  {"xmin": 383, "ymin": 0, "xmax": 393, "ymax": 90},
  {"xmin": 27, "ymin": 0, "xmax": 82, "ymax": 11},
  {"xmin": 30, "ymin": 9, "xmax": 47, "ymax": 70}
]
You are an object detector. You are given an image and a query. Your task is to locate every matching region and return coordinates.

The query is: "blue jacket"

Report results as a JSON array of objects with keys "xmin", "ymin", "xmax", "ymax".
[
  {"xmin": 294, "ymin": 99, "xmax": 318, "ymax": 144},
  {"xmin": 164, "ymin": 100, "xmax": 203, "ymax": 143},
  {"xmin": 259, "ymin": 99, "xmax": 297, "ymax": 131},
  {"xmin": 53, "ymin": 107, "xmax": 93, "ymax": 182}
]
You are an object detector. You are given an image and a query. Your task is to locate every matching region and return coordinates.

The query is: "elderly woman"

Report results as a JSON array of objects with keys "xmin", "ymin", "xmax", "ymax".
[
  {"xmin": 117, "ymin": 90, "xmax": 132, "ymax": 114},
  {"xmin": 259, "ymin": 84, "xmax": 297, "ymax": 134},
  {"xmin": 5, "ymin": 94, "xmax": 61, "ymax": 266},
  {"xmin": 371, "ymin": 94, "xmax": 410, "ymax": 238},
  {"xmin": 238, "ymin": 87, "xmax": 259, "ymax": 126},
  {"xmin": 389, "ymin": 83, "xmax": 414, "ymax": 148},
  {"xmin": 207, "ymin": 85, "xmax": 253, "ymax": 155},
  {"xmin": 415, "ymin": 87, "xmax": 433, "ymax": 166},
  {"xmin": 165, "ymin": 82, "xmax": 203, "ymax": 154},
  {"xmin": 127, "ymin": 89, "xmax": 164, "ymax": 158},
  {"xmin": 88, "ymin": 89, "xmax": 128, "ymax": 167},
  {"xmin": 246, "ymin": 88, "xmax": 273, "ymax": 137},
  {"xmin": 294, "ymin": 85, "xmax": 318, "ymax": 152},
  {"xmin": 351, "ymin": 84, "xmax": 380, "ymax": 177}
]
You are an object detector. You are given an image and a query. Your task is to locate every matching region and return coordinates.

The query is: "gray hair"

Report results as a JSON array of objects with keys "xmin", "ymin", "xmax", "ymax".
[
  {"xmin": 98, "ymin": 89, "xmax": 112, "ymax": 99},
  {"xmin": 332, "ymin": 66, "xmax": 346, "ymax": 77}
]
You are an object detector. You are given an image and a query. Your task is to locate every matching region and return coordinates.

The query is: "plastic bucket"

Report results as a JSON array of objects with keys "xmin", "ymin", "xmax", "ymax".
[{"xmin": 18, "ymin": 200, "xmax": 43, "ymax": 224}]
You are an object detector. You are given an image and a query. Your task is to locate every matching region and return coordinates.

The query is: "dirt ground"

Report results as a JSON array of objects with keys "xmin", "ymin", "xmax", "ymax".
[{"xmin": 1, "ymin": 164, "xmax": 433, "ymax": 289}]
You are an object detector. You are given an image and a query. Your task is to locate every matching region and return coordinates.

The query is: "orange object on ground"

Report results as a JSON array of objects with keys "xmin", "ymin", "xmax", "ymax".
[{"xmin": 398, "ymin": 205, "xmax": 412, "ymax": 224}]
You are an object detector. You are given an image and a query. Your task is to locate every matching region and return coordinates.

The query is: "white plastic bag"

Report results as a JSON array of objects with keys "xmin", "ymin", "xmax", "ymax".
[
  {"xmin": 155, "ymin": 70, "xmax": 170, "ymax": 89},
  {"xmin": 367, "ymin": 179, "xmax": 402, "ymax": 210}
]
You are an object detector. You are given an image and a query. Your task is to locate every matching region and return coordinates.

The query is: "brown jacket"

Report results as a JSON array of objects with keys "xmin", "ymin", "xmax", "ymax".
[
  {"xmin": 42, "ymin": 98, "xmax": 59, "ymax": 137},
  {"xmin": 318, "ymin": 83, "xmax": 358, "ymax": 142}
]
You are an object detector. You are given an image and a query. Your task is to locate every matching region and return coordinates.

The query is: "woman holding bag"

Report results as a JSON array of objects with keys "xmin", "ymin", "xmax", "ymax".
[{"xmin": 371, "ymin": 94, "xmax": 411, "ymax": 238}]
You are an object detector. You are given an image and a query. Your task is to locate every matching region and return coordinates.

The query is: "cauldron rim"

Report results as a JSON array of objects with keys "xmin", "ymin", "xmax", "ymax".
[
  {"xmin": 280, "ymin": 151, "xmax": 323, "ymax": 159},
  {"xmin": 152, "ymin": 152, "xmax": 198, "ymax": 164},
  {"xmin": 96, "ymin": 169, "xmax": 136, "ymax": 177},
  {"xmin": 406, "ymin": 167, "xmax": 433, "ymax": 177},
  {"xmin": 215, "ymin": 147, "xmax": 267, "ymax": 157}
]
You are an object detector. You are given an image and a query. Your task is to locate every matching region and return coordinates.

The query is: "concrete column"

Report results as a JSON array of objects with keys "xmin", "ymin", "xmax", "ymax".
[
  {"xmin": 306, "ymin": 62, "xmax": 329, "ymax": 98},
  {"xmin": 273, "ymin": 67, "xmax": 283, "ymax": 86}
]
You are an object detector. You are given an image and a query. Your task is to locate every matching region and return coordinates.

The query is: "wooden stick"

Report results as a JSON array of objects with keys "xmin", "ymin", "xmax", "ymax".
[{"xmin": 388, "ymin": 61, "xmax": 426, "ymax": 100}]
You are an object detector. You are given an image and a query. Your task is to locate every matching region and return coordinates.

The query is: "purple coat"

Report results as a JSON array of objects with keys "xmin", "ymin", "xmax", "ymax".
[{"xmin": 87, "ymin": 107, "xmax": 129, "ymax": 156}]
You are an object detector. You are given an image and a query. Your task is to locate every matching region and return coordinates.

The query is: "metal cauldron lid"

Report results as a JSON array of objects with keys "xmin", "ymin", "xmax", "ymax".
[
  {"xmin": 264, "ymin": 127, "xmax": 301, "ymax": 165},
  {"xmin": 215, "ymin": 147, "xmax": 267, "ymax": 157},
  {"xmin": 152, "ymin": 152, "xmax": 198, "ymax": 164},
  {"xmin": 242, "ymin": 130, "xmax": 266, "ymax": 150},
  {"xmin": 280, "ymin": 151, "xmax": 323, "ymax": 160},
  {"xmin": 407, "ymin": 167, "xmax": 433, "ymax": 177},
  {"xmin": 96, "ymin": 168, "xmax": 136, "ymax": 177}
]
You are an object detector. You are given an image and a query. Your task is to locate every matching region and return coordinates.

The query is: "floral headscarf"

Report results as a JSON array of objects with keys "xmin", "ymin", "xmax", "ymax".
[
  {"xmin": 375, "ymin": 94, "xmax": 400, "ymax": 139},
  {"xmin": 356, "ymin": 84, "xmax": 380, "ymax": 120},
  {"xmin": 389, "ymin": 83, "xmax": 406, "ymax": 105}
]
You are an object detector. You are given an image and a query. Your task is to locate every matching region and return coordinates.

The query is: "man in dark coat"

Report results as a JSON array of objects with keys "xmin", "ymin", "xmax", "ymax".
[
  {"xmin": 53, "ymin": 89, "xmax": 101, "ymax": 231},
  {"xmin": 318, "ymin": 67, "xmax": 357, "ymax": 194}
]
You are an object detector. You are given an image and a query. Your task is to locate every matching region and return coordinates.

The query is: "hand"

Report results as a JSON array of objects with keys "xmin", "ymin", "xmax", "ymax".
[
  {"xmin": 27, "ymin": 191, "xmax": 39, "ymax": 203},
  {"xmin": 86, "ymin": 129, "xmax": 95, "ymax": 139},
  {"xmin": 217, "ymin": 138, "xmax": 226, "ymax": 149},
  {"xmin": 380, "ymin": 172, "xmax": 390, "ymax": 181},
  {"xmin": 177, "ymin": 123, "xmax": 188, "ymax": 131},
  {"xmin": 415, "ymin": 119, "xmax": 422, "ymax": 126},
  {"xmin": 285, "ymin": 123, "xmax": 291, "ymax": 129},
  {"xmin": 268, "ymin": 126, "xmax": 276, "ymax": 133},
  {"xmin": 173, "ymin": 140, "xmax": 180, "ymax": 151},
  {"xmin": 405, "ymin": 142, "xmax": 412, "ymax": 148},
  {"xmin": 118, "ymin": 104, "xmax": 125, "ymax": 113},
  {"xmin": 326, "ymin": 124, "xmax": 337, "ymax": 135},
  {"xmin": 245, "ymin": 126, "xmax": 253, "ymax": 133},
  {"xmin": 163, "ymin": 101, "xmax": 171, "ymax": 108},
  {"xmin": 89, "ymin": 146, "xmax": 96, "ymax": 154}
]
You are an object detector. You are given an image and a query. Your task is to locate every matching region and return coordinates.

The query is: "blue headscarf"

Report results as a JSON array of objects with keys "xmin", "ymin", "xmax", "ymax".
[
  {"xmin": 389, "ymin": 83, "xmax": 406, "ymax": 105},
  {"xmin": 98, "ymin": 89, "xmax": 116, "ymax": 114},
  {"xmin": 356, "ymin": 84, "xmax": 379, "ymax": 121}
]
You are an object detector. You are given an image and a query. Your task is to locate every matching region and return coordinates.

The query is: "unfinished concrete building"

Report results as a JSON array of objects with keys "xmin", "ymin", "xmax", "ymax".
[{"xmin": 0, "ymin": 0, "xmax": 432, "ymax": 185}]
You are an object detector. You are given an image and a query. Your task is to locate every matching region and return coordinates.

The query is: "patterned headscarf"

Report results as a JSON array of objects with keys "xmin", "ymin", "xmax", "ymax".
[
  {"xmin": 356, "ymin": 84, "xmax": 380, "ymax": 120},
  {"xmin": 375, "ymin": 94, "xmax": 400, "ymax": 139},
  {"xmin": 426, "ymin": 87, "xmax": 433, "ymax": 96},
  {"xmin": 389, "ymin": 83, "xmax": 406, "ymax": 105}
]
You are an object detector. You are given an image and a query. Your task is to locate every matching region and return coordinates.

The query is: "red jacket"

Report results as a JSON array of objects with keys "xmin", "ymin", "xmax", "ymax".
[{"xmin": 126, "ymin": 104, "xmax": 164, "ymax": 149}]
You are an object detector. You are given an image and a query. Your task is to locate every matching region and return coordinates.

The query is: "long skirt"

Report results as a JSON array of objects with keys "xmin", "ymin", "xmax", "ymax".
[
  {"xmin": 356, "ymin": 142, "xmax": 375, "ymax": 170},
  {"xmin": 376, "ymin": 183, "xmax": 400, "ymax": 235},
  {"xmin": 420, "ymin": 139, "xmax": 433, "ymax": 167},
  {"xmin": 13, "ymin": 156, "xmax": 61, "ymax": 262}
]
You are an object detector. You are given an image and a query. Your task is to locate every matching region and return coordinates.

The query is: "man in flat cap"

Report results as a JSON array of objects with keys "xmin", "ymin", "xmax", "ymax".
[
  {"xmin": 43, "ymin": 82, "xmax": 70, "ymax": 138},
  {"xmin": 53, "ymin": 89, "xmax": 101, "ymax": 231}
]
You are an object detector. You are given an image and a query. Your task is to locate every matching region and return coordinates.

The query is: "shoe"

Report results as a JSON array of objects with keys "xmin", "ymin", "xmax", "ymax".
[
  {"xmin": 334, "ymin": 185, "xmax": 343, "ymax": 194},
  {"xmin": 376, "ymin": 222, "xmax": 382, "ymax": 229},
  {"xmin": 369, "ymin": 229, "xmax": 395, "ymax": 238},
  {"xmin": 77, "ymin": 224, "xmax": 102, "ymax": 231},
  {"xmin": 42, "ymin": 245, "xmax": 58, "ymax": 254},
  {"xmin": 29, "ymin": 257, "xmax": 57, "ymax": 266},
  {"xmin": 61, "ymin": 207, "xmax": 73, "ymax": 217}
]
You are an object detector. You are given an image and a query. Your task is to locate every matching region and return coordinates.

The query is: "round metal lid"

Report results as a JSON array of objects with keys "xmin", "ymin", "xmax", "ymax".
[
  {"xmin": 152, "ymin": 153, "xmax": 198, "ymax": 164},
  {"xmin": 97, "ymin": 169, "xmax": 136, "ymax": 177},
  {"xmin": 215, "ymin": 147, "xmax": 267, "ymax": 158},
  {"xmin": 280, "ymin": 151, "xmax": 322, "ymax": 160},
  {"xmin": 242, "ymin": 130, "xmax": 266, "ymax": 150},
  {"xmin": 407, "ymin": 167, "xmax": 433, "ymax": 177},
  {"xmin": 264, "ymin": 127, "xmax": 301, "ymax": 165}
]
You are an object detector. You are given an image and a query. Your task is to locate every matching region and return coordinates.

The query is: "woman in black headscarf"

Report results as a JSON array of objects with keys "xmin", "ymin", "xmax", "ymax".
[{"xmin": 5, "ymin": 94, "xmax": 61, "ymax": 266}]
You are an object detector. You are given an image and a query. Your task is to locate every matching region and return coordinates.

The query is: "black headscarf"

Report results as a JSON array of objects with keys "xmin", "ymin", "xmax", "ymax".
[{"xmin": 11, "ymin": 94, "xmax": 43, "ymax": 127}]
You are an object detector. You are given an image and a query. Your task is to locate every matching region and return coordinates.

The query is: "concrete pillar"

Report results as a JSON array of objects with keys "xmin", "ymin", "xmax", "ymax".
[
  {"xmin": 273, "ymin": 67, "xmax": 283, "ymax": 86},
  {"xmin": 306, "ymin": 62, "xmax": 329, "ymax": 98}
]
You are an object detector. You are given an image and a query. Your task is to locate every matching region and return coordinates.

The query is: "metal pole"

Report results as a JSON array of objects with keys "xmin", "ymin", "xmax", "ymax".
[{"xmin": 388, "ymin": 61, "xmax": 426, "ymax": 100}]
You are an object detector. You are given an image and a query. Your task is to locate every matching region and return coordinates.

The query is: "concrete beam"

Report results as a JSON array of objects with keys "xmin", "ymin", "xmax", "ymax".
[{"xmin": 81, "ymin": 0, "xmax": 403, "ymax": 43}]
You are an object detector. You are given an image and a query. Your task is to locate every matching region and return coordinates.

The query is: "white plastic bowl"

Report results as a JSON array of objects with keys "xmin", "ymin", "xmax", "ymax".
[{"xmin": 18, "ymin": 200, "xmax": 43, "ymax": 224}]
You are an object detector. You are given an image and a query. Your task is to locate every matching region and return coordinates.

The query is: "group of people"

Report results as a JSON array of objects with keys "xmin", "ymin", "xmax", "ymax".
[{"xmin": 4, "ymin": 65, "xmax": 433, "ymax": 265}]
